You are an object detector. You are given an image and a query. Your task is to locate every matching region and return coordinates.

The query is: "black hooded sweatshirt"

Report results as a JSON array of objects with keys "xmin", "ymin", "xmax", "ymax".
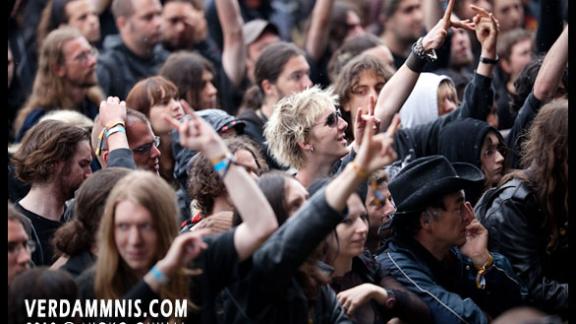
[{"xmin": 437, "ymin": 118, "xmax": 504, "ymax": 205}]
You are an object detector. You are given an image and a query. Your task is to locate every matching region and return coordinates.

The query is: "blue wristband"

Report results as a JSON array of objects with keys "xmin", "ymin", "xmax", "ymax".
[
  {"xmin": 213, "ymin": 158, "xmax": 230, "ymax": 174},
  {"xmin": 149, "ymin": 265, "xmax": 168, "ymax": 284}
]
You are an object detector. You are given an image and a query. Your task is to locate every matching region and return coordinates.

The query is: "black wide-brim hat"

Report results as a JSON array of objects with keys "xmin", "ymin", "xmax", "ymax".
[{"xmin": 389, "ymin": 155, "xmax": 485, "ymax": 215}]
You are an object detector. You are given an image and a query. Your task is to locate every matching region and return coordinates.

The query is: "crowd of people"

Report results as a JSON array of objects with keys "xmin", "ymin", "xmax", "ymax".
[{"xmin": 7, "ymin": 0, "xmax": 568, "ymax": 323}]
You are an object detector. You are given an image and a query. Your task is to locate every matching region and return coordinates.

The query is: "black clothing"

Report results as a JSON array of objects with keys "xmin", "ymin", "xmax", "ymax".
[
  {"xmin": 535, "ymin": 0, "xmax": 565, "ymax": 53},
  {"xmin": 220, "ymin": 188, "xmax": 351, "ymax": 324},
  {"xmin": 97, "ymin": 35, "xmax": 169, "ymax": 99},
  {"xmin": 61, "ymin": 250, "xmax": 96, "ymax": 278},
  {"xmin": 475, "ymin": 178, "xmax": 569, "ymax": 317},
  {"xmin": 237, "ymin": 109, "xmax": 286, "ymax": 170},
  {"xmin": 217, "ymin": 67, "xmax": 252, "ymax": 116},
  {"xmin": 492, "ymin": 68, "xmax": 516, "ymax": 130},
  {"xmin": 7, "ymin": 162, "xmax": 31, "ymax": 203},
  {"xmin": 77, "ymin": 229, "xmax": 239, "ymax": 324},
  {"xmin": 330, "ymin": 251, "xmax": 431, "ymax": 324},
  {"xmin": 505, "ymin": 92, "xmax": 541, "ymax": 170},
  {"xmin": 394, "ymin": 73, "xmax": 493, "ymax": 161},
  {"xmin": 14, "ymin": 202, "xmax": 65, "ymax": 266},
  {"xmin": 437, "ymin": 118, "xmax": 503, "ymax": 204}
]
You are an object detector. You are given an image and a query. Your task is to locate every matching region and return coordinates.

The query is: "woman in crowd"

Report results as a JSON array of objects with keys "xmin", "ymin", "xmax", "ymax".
[
  {"xmin": 125, "ymin": 76, "xmax": 186, "ymax": 185},
  {"xmin": 475, "ymin": 99, "xmax": 568, "ymax": 318},
  {"xmin": 220, "ymin": 117, "xmax": 399, "ymax": 323}
]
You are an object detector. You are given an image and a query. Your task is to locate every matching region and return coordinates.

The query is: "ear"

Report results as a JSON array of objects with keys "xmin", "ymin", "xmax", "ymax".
[
  {"xmin": 419, "ymin": 211, "xmax": 432, "ymax": 229},
  {"xmin": 101, "ymin": 150, "xmax": 110, "ymax": 166},
  {"xmin": 116, "ymin": 16, "xmax": 127, "ymax": 30},
  {"xmin": 261, "ymin": 79, "xmax": 276, "ymax": 98},
  {"xmin": 297, "ymin": 140, "xmax": 314, "ymax": 153},
  {"xmin": 53, "ymin": 63, "xmax": 66, "ymax": 78}
]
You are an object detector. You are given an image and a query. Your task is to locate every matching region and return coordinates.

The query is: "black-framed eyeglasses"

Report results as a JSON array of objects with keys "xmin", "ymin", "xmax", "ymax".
[
  {"xmin": 8, "ymin": 240, "xmax": 36, "ymax": 255},
  {"xmin": 316, "ymin": 109, "xmax": 342, "ymax": 128},
  {"xmin": 132, "ymin": 136, "xmax": 160, "ymax": 154}
]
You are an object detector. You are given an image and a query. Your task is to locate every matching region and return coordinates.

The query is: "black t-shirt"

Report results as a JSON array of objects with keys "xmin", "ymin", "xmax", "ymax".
[{"xmin": 15, "ymin": 202, "xmax": 65, "ymax": 266}]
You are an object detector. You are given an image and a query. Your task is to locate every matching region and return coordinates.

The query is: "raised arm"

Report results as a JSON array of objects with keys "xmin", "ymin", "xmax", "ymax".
[
  {"xmin": 253, "ymin": 119, "xmax": 399, "ymax": 290},
  {"xmin": 374, "ymin": 0, "xmax": 470, "ymax": 131},
  {"xmin": 215, "ymin": 0, "xmax": 246, "ymax": 87},
  {"xmin": 96, "ymin": 97, "xmax": 137, "ymax": 169},
  {"xmin": 505, "ymin": 26, "xmax": 567, "ymax": 169},
  {"xmin": 533, "ymin": 25, "xmax": 568, "ymax": 102},
  {"xmin": 470, "ymin": 5, "xmax": 499, "ymax": 79},
  {"xmin": 454, "ymin": 6, "xmax": 499, "ymax": 121},
  {"xmin": 305, "ymin": 0, "xmax": 335, "ymax": 61},
  {"xmin": 167, "ymin": 112, "xmax": 276, "ymax": 261}
]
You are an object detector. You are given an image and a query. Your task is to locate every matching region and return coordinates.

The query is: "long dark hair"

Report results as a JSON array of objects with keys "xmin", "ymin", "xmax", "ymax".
[{"xmin": 502, "ymin": 99, "xmax": 568, "ymax": 250}]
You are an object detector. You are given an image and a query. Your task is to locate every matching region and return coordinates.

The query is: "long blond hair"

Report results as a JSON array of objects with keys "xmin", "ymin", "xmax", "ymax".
[
  {"xmin": 14, "ymin": 27, "xmax": 103, "ymax": 135},
  {"xmin": 95, "ymin": 170, "xmax": 194, "ymax": 317}
]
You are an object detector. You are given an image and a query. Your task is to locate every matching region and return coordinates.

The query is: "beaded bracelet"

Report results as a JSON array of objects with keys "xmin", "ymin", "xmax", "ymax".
[{"xmin": 149, "ymin": 265, "xmax": 168, "ymax": 284}]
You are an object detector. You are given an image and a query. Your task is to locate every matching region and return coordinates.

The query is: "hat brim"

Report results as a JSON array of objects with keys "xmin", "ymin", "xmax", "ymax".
[{"xmin": 395, "ymin": 162, "xmax": 484, "ymax": 213}]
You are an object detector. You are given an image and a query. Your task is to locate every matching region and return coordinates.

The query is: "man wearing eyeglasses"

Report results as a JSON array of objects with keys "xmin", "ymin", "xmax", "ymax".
[
  {"xmin": 14, "ymin": 27, "xmax": 102, "ymax": 142},
  {"xmin": 8, "ymin": 203, "xmax": 34, "ymax": 286},
  {"xmin": 92, "ymin": 97, "xmax": 161, "ymax": 175}
]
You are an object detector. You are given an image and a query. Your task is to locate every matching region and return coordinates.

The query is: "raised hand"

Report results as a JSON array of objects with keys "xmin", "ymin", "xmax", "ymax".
[
  {"xmin": 155, "ymin": 229, "xmax": 210, "ymax": 278},
  {"xmin": 459, "ymin": 202, "xmax": 491, "ymax": 267},
  {"xmin": 165, "ymin": 110, "xmax": 229, "ymax": 160},
  {"xmin": 471, "ymin": 5, "xmax": 499, "ymax": 56},
  {"xmin": 355, "ymin": 114, "xmax": 400, "ymax": 174},
  {"xmin": 353, "ymin": 96, "xmax": 380, "ymax": 150},
  {"xmin": 422, "ymin": 0, "xmax": 475, "ymax": 51},
  {"xmin": 99, "ymin": 96, "xmax": 126, "ymax": 127}
]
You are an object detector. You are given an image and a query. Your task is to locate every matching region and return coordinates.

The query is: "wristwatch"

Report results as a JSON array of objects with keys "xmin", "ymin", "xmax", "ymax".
[{"xmin": 412, "ymin": 37, "xmax": 437, "ymax": 62}]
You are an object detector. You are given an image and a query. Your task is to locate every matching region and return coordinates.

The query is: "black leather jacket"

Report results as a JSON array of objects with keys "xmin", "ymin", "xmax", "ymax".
[
  {"xmin": 475, "ymin": 178, "xmax": 569, "ymax": 315},
  {"xmin": 219, "ymin": 188, "xmax": 352, "ymax": 324}
]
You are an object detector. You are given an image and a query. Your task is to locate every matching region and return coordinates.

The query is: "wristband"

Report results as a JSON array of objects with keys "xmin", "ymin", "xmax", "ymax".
[
  {"xmin": 480, "ymin": 56, "xmax": 499, "ymax": 64},
  {"xmin": 149, "ymin": 265, "xmax": 168, "ymax": 284},
  {"xmin": 212, "ymin": 154, "xmax": 236, "ymax": 178},
  {"xmin": 104, "ymin": 124, "xmax": 126, "ymax": 138},
  {"xmin": 104, "ymin": 120, "xmax": 125, "ymax": 130},
  {"xmin": 405, "ymin": 51, "xmax": 428, "ymax": 73},
  {"xmin": 95, "ymin": 128, "xmax": 106, "ymax": 156}
]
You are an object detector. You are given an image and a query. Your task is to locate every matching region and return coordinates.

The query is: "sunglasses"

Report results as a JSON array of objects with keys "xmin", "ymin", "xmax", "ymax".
[
  {"xmin": 132, "ymin": 136, "xmax": 160, "ymax": 154},
  {"xmin": 316, "ymin": 109, "xmax": 343, "ymax": 128}
]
